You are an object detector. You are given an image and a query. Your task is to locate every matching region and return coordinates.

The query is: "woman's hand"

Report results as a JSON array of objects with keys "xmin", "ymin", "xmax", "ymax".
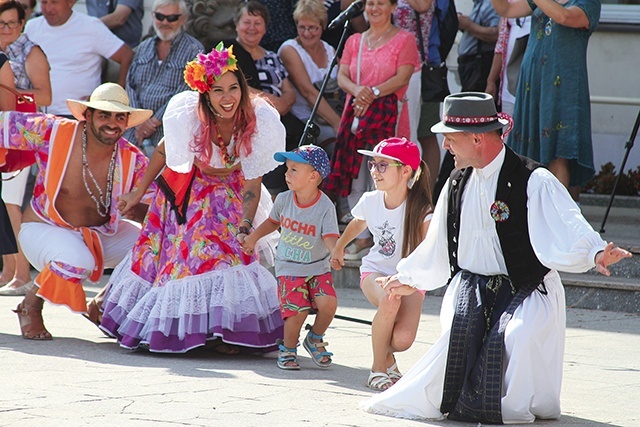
[
  {"xmin": 354, "ymin": 85, "xmax": 375, "ymax": 105},
  {"xmin": 117, "ymin": 190, "xmax": 143, "ymax": 217},
  {"xmin": 239, "ymin": 233, "xmax": 256, "ymax": 254},
  {"xmin": 352, "ymin": 98, "xmax": 370, "ymax": 118}
]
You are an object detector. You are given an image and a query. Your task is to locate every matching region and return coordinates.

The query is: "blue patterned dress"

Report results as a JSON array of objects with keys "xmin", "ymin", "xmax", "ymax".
[{"xmin": 508, "ymin": 0, "xmax": 600, "ymax": 187}]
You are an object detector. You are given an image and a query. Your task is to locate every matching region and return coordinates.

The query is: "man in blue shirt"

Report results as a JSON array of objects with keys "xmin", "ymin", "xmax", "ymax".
[
  {"xmin": 125, "ymin": 0, "xmax": 203, "ymax": 151},
  {"xmin": 86, "ymin": 0, "xmax": 145, "ymax": 48},
  {"xmin": 456, "ymin": 0, "xmax": 499, "ymax": 91}
]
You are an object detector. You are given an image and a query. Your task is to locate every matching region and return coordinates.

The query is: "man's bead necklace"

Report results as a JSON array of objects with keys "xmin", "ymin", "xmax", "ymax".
[{"xmin": 82, "ymin": 125, "xmax": 117, "ymax": 218}]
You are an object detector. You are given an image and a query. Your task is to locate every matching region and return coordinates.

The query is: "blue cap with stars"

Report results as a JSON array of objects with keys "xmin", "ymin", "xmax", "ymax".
[{"xmin": 274, "ymin": 145, "xmax": 331, "ymax": 179}]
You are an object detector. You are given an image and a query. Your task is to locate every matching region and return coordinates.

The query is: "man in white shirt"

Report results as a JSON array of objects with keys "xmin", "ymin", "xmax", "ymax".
[
  {"xmin": 363, "ymin": 92, "xmax": 631, "ymax": 424},
  {"xmin": 25, "ymin": 0, "xmax": 133, "ymax": 116}
]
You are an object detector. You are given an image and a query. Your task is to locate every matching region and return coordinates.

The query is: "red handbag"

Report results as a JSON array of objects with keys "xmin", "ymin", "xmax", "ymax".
[{"xmin": 0, "ymin": 83, "xmax": 37, "ymax": 175}]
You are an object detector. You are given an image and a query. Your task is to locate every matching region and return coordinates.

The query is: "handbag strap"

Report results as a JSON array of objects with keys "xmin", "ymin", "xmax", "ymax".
[
  {"xmin": 0, "ymin": 82, "xmax": 33, "ymax": 104},
  {"xmin": 414, "ymin": 11, "xmax": 427, "ymax": 65},
  {"xmin": 356, "ymin": 33, "xmax": 365, "ymax": 86}
]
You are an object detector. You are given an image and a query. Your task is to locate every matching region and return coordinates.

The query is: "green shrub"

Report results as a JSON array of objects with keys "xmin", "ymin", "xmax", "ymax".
[{"xmin": 583, "ymin": 162, "xmax": 640, "ymax": 196}]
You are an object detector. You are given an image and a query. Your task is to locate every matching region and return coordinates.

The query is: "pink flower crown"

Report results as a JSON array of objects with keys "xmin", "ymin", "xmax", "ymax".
[{"xmin": 184, "ymin": 42, "xmax": 239, "ymax": 93}]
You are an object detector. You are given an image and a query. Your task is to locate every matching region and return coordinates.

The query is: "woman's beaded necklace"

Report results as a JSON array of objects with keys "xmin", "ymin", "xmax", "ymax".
[
  {"xmin": 214, "ymin": 124, "xmax": 238, "ymax": 168},
  {"xmin": 365, "ymin": 25, "xmax": 393, "ymax": 51},
  {"xmin": 81, "ymin": 125, "xmax": 117, "ymax": 218}
]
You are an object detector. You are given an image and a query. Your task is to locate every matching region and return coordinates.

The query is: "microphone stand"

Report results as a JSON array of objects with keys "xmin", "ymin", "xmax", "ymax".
[
  {"xmin": 297, "ymin": 19, "xmax": 374, "ymax": 327},
  {"xmin": 599, "ymin": 109, "xmax": 639, "ymax": 233},
  {"xmin": 297, "ymin": 19, "xmax": 352, "ymax": 147}
]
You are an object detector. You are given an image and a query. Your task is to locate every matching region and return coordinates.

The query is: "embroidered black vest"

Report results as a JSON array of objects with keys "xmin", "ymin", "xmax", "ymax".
[{"xmin": 446, "ymin": 146, "xmax": 550, "ymax": 290}]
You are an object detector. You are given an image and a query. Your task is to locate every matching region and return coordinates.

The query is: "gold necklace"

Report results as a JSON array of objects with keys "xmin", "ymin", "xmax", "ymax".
[{"xmin": 366, "ymin": 26, "xmax": 393, "ymax": 51}]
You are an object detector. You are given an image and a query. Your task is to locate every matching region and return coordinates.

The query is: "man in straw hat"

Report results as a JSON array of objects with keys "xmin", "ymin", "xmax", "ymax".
[
  {"xmin": 363, "ymin": 92, "xmax": 631, "ymax": 423},
  {"xmin": 0, "ymin": 82, "xmax": 154, "ymax": 340}
]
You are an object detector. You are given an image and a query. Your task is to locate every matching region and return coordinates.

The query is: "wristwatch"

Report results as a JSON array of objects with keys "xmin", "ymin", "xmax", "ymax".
[{"xmin": 372, "ymin": 86, "xmax": 380, "ymax": 97}]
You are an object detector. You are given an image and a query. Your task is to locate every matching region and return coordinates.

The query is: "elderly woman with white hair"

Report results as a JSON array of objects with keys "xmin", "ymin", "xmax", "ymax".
[{"xmin": 278, "ymin": 0, "xmax": 342, "ymax": 152}]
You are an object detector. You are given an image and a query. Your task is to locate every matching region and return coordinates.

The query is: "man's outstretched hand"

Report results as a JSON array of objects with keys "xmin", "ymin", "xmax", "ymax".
[{"xmin": 595, "ymin": 242, "xmax": 632, "ymax": 276}]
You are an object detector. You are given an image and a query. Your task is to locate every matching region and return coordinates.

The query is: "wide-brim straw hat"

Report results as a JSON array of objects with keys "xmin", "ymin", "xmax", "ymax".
[
  {"xmin": 431, "ymin": 92, "xmax": 509, "ymax": 134},
  {"xmin": 67, "ymin": 83, "xmax": 153, "ymax": 129}
]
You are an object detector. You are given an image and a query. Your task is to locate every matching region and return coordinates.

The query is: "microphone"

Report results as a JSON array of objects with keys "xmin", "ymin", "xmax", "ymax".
[{"xmin": 327, "ymin": 0, "xmax": 365, "ymax": 30}]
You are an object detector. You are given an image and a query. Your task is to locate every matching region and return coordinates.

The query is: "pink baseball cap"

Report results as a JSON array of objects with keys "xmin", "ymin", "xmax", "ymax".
[{"xmin": 357, "ymin": 137, "xmax": 421, "ymax": 170}]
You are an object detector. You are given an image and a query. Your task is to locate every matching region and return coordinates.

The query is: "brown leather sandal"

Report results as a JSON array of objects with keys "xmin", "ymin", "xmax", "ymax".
[
  {"xmin": 82, "ymin": 297, "xmax": 111, "ymax": 337},
  {"xmin": 83, "ymin": 298, "xmax": 102, "ymax": 327},
  {"xmin": 13, "ymin": 303, "xmax": 52, "ymax": 340}
]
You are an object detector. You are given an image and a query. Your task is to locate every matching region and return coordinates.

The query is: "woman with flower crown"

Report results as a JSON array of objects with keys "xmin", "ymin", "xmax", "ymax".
[{"xmin": 97, "ymin": 43, "xmax": 286, "ymax": 354}]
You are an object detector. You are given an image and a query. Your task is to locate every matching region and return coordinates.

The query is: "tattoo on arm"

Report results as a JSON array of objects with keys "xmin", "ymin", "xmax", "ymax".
[{"xmin": 242, "ymin": 189, "xmax": 257, "ymax": 219}]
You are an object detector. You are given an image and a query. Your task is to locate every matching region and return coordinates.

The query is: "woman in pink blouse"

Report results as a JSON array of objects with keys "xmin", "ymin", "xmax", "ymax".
[{"xmin": 324, "ymin": 0, "xmax": 420, "ymax": 258}]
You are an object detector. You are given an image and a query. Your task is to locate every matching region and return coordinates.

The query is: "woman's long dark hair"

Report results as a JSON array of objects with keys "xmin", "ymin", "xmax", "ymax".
[
  {"xmin": 402, "ymin": 160, "xmax": 433, "ymax": 258},
  {"xmin": 191, "ymin": 68, "xmax": 257, "ymax": 163}
]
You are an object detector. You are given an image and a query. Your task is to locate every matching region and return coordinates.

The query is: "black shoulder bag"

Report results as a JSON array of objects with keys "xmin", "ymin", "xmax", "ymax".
[{"xmin": 415, "ymin": 10, "xmax": 450, "ymax": 103}]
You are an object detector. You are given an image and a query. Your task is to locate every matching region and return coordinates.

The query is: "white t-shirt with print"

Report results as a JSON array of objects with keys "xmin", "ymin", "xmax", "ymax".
[{"xmin": 352, "ymin": 190, "xmax": 431, "ymax": 276}]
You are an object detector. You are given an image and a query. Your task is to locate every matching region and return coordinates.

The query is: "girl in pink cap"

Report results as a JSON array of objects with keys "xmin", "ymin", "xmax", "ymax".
[{"xmin": 331, "ymin": 137, "xmax": 433, "ymax": 391}]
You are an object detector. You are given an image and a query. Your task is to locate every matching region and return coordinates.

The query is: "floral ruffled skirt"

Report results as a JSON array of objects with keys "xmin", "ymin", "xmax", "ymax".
[{"xmin": 101, "ymin": 169, "xmax": 284, "ymax": 353}]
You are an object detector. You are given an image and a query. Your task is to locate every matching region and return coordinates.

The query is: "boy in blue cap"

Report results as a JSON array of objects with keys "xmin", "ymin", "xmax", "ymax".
[{"xmin": 241, "ymin": 145, "xmax": 339, "ymax": 370}]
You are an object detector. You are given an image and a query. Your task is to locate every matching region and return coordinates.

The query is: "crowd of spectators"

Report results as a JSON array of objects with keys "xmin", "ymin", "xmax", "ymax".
[{"xmin": 0, "ymin": 1, "xmax": 629, "ymax": 424}]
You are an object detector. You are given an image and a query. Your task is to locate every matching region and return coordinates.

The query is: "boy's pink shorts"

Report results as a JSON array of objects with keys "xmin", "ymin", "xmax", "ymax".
[{"xmin": 277, "ymin": 272, "xmax": 337, "ymax": 319}]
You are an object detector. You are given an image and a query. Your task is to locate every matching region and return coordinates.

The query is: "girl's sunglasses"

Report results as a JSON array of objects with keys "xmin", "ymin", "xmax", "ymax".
[
  {"xmin": 368, "ymin": 160, "xmax": 402, "ymax": 174},
  {"xmin": 153, "ymin": 12, "xmax": 182, "ymax": 22}
]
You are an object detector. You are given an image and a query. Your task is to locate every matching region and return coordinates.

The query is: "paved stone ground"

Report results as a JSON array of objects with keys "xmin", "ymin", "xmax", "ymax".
[{"xmin": 1, "ymin": 281, "xmax": 639, "ymax": 426}]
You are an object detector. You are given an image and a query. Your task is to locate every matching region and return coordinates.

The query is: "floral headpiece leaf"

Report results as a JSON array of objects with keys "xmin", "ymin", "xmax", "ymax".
[{"xmin": 184, "ymin": 42, "xmax": 239, "ymax": 94}]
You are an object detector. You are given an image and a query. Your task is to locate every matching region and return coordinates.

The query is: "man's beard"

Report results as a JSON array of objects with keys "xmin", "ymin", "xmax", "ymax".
[
  {"xmin": 153, "ymin": 21, "xmax": 183, "ymax": 42},
  {"xmin": 90, "ymin": 122, "xmax": 123, "ymax": 146}
]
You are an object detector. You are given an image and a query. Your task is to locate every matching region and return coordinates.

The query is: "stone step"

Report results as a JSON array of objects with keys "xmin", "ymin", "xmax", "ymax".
[
  {"xmin": 333, "ymin": 264, "xmax": 640, "ymax": 314},
  {"xmin": 333, "ymin": 194, "xmax": 640, "ymax": 313}
]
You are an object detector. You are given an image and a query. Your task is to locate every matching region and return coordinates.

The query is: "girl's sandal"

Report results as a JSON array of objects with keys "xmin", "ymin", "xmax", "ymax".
[
  {"xmin": 13, "ymin": 303, "xmax": 52, "ymax": 340},
  {"xmin": 387, "ymin": 360, "xmax": 402, "ymax": 383},
  {"xmin": 303, "ymin": 329, "xmax": 333, "ymax": 368},
  {"xmin": 367, "ymin": 371, "xmax": 393, "ymax": 391},
  {"xmin": 277, "ymin": 342, "xmax": 300, "ymax": 370}
]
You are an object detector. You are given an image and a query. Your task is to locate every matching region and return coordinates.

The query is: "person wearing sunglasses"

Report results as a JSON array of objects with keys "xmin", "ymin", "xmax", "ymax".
[
  {"xmin": 86, "ymin": 0, "xmax": 144, "ymax": 49},
  {"xmin": 331, "ymin": 137, "xmax": 433, "ymax": 391},
  {"xmin": 323, "ymin": 0, "xmax": 420, "ymax": 259},
  {"xmin": 364, "ymin": 92, "xmax": 631, "ymax": 423},
  {"xmin": 124, "ymin": 0, "xmax": 203, "ymax": 154}
]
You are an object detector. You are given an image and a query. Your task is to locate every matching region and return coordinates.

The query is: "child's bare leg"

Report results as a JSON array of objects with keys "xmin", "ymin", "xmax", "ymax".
[
  {"xmin": 310, "ymin": 295, "xmax": 337, "ymax": 336},
  {"xmin": 284, "ymin": 311, "xmax": 308, "ymax": 349},
  {"xmin": 383, "ymin": 291, "xmax": 423, "ymax": 382},
  {"xmin": 389, "ymin": 292, "xmax": 423, "ymax": 353},
  {"xmin": 361, "ymin": 273, "xmax": 401, "ymax": 374},
  {"xmin": 308, "ymin": 295, "xmax": 337, "ymax": 364}
]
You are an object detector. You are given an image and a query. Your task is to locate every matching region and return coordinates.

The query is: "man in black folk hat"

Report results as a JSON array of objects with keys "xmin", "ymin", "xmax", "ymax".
[{"xmin": 364, "ymin": 92, "xmax": 631, "ymax": 424}]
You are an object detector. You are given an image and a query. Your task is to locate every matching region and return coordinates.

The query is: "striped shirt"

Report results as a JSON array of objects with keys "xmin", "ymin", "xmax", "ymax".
[{"xmin": 125, "ymin": 31, "xmax": 203, "ymax": 146}]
